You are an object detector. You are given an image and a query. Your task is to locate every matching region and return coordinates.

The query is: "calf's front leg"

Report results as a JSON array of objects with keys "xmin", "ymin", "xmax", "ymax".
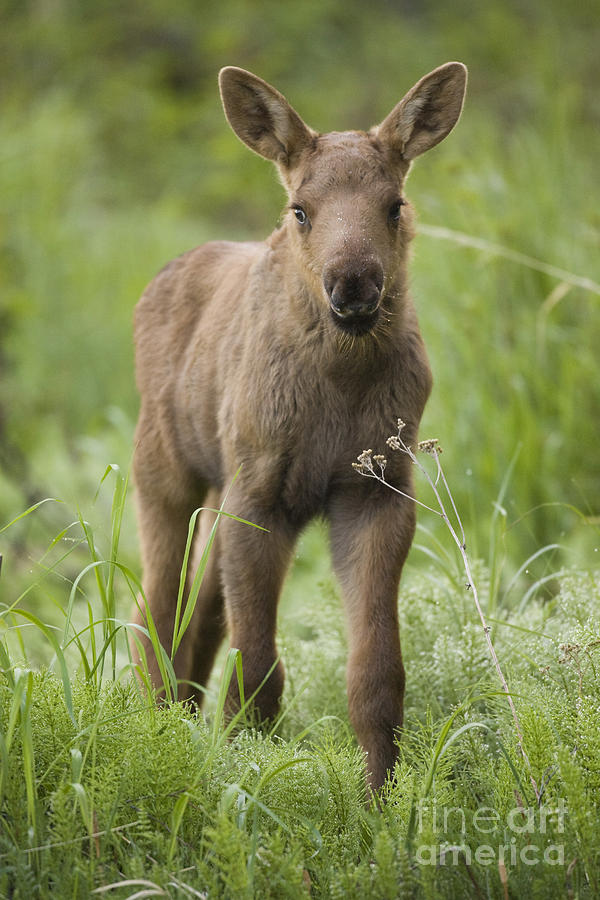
[{"xmin": 329, "ymin": 485, "xmax": 416, "ymax": 793}]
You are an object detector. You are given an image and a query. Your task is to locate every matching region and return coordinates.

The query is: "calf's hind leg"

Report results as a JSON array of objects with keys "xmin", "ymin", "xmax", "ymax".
[
  {"xmin": 131, "ymin": 434, "xmax": 223, "ymax": 700},
  {"xmin": 131, "ymin": 485, "xmax": 199, "ymax": 697}
]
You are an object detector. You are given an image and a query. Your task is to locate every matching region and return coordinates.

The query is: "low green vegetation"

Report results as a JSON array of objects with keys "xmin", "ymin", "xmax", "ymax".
[{"xmin": 1, "ymin": 470, "xmax": 599, "ymax": 897}]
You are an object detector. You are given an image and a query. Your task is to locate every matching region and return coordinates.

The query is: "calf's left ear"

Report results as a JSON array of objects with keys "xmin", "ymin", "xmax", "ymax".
[{"xmin": 376, "ymin": 62, "xmax": 467, "ymax": 161}]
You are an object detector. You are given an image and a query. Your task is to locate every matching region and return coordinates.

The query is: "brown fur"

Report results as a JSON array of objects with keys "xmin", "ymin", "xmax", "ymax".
[{"xmin": 131, "ymin": 62, "xmax": 467, "ymax": 792}]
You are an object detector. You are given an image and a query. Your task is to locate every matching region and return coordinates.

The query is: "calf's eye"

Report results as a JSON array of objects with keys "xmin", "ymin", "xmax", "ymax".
[
  {"xmin": 389, "ymin": 199, "xmax": 406, "ymax": 224},
  {"xmin": 293, "ymin": 206, "xmax": 308, "ymax": 226}
]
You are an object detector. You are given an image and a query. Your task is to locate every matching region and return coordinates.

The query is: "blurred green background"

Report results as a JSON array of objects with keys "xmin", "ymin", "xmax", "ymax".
[{"xmin": 1, "ymin": 0, "xmax": 599, "ymax": 607}]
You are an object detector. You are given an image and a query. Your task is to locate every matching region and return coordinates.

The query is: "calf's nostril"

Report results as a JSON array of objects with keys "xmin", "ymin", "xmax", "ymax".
[
  {"xmin": 330, "ymin": 283, "xmax": 351, "ymax": 316},
  {"xmin": 329, "ymin": 280, "xmax": 381, "ymax": 318},
  {"xmin": 323, "ymin": 272, "xmax": 336, "ymax": 300}
]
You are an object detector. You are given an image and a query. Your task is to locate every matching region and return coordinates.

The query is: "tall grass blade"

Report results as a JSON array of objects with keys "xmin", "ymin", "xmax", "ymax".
[
  {"xmin": 406, "ymin": 693, "xmax": 527, "ymax": 847},
  {"xmin": 171, "ymin": 468, "xmax": 267, "ymax": 659},
  {"xmin": 418, "ymin": 223, "xmax": 600, "ymax": 295},
  {"xmin": 0, "ymin": 498, "xmax": 62, "ymax": 534},
  {"xmin": 0, "ymin": 638, "xmax": 14, "ymax": 688},
  {"xmin": 101, "ymin": 463, "xmax": 130, "ymax": 679},
  {"xmin": 20, "ymin": 670, "xmax": 39, "ymax": 842},
  {"xmin": 0, "ymin": 667, "xmax": 28, "ymax": 803},
  {"xmin": 10, "ymin": 609, "xmax": 76, "ymax": 725},
  {"xmin": 502, "ymin": 543, "xmax": 562, "ymax": 605},
  {"xmin": 171, "ymin": 467, "xmax": 244, "ymax": 659},
  {"xmin": 517, "ymin": 570, "xmax": 566, "ymax": 613},
  {"xmin": 488, "ymin": 445, "xmax": 521, "ymax": 616}
]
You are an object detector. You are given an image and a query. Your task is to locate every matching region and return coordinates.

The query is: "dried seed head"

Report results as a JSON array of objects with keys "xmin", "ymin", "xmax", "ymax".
[
  {"xmin": 386, "ymin": 435, "xmax": 402, "ymax": 451},
  {"xmin": 418, "ymin": 438, "xmax": 442, "ymax": 455},
  {"xmin": 353, "ymin": 449, "xmax": 375, "ymax": 475}
]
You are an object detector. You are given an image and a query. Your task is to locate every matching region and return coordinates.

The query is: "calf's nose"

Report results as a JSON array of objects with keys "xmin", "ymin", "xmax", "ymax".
[{"xmin": 324, "ymin": 261, "xmax": 384, "ymax": 319}]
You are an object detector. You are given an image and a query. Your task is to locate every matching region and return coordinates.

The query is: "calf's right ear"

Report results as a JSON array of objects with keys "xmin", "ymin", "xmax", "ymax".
[{"xmin": 219, "ymin": 67, "xmax": 315, "ymax": 168}]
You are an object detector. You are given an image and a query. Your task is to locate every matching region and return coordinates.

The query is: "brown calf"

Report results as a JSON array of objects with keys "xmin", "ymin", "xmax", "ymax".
[{"xmin": 132, "ymin": 63, "xmax": 467, "ymax": 792}]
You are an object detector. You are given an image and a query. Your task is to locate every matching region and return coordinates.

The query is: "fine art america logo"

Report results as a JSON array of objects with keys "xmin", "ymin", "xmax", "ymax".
[{"xmin": 414, "ymin": 799, "xmax": 567, "ymax": 867}]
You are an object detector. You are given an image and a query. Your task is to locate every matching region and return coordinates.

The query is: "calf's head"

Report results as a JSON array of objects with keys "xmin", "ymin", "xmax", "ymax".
[{"xmin": 219, "ymin": 63, "xmax": 467, "ymax": 336}]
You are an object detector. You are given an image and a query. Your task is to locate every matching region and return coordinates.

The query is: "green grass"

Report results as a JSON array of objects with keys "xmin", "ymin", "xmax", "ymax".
[{"xmin": 1, "ymin": 473, "xmax": 600, "ymax": 898}]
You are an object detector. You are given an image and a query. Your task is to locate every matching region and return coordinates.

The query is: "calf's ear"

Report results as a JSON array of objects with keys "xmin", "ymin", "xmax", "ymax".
[
  {"xmin": 376, "ymin": 62, "xmax": 467, "ymax": 161},
  {"xmin": 219, "ymin": 67, "xmax": 315, "ymax": 168}
]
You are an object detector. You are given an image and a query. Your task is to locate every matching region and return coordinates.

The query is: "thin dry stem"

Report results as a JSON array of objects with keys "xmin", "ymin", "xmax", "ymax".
[{"xmin": 354, "ymin": 421, "xmax": 541, "ymax": 802}]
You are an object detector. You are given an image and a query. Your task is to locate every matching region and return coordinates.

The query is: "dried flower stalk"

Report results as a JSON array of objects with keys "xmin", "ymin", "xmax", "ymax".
[{"xmin": 354, "ymin": 418, "xmax": 540, "ymax": 801}]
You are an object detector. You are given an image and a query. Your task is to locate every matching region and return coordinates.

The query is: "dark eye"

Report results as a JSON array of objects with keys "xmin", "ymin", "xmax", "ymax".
[
  {"xmin": 292, "ymin": 206, "xmax": 308, "ymax": 226},
  {"xmin": 389, "ymin": 199, "xmax": 406, "ymax": 224}
]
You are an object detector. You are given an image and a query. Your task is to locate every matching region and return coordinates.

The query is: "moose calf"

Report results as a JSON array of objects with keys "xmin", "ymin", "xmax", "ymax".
[{"xmin": 132, "ymin": 63, "xmax": 467, "ymax": 792}]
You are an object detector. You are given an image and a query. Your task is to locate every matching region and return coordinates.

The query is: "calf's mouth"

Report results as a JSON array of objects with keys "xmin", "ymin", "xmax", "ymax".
[{"xmin": 330, "ymin": 304, "xmax": 380, "ymax": 336}]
